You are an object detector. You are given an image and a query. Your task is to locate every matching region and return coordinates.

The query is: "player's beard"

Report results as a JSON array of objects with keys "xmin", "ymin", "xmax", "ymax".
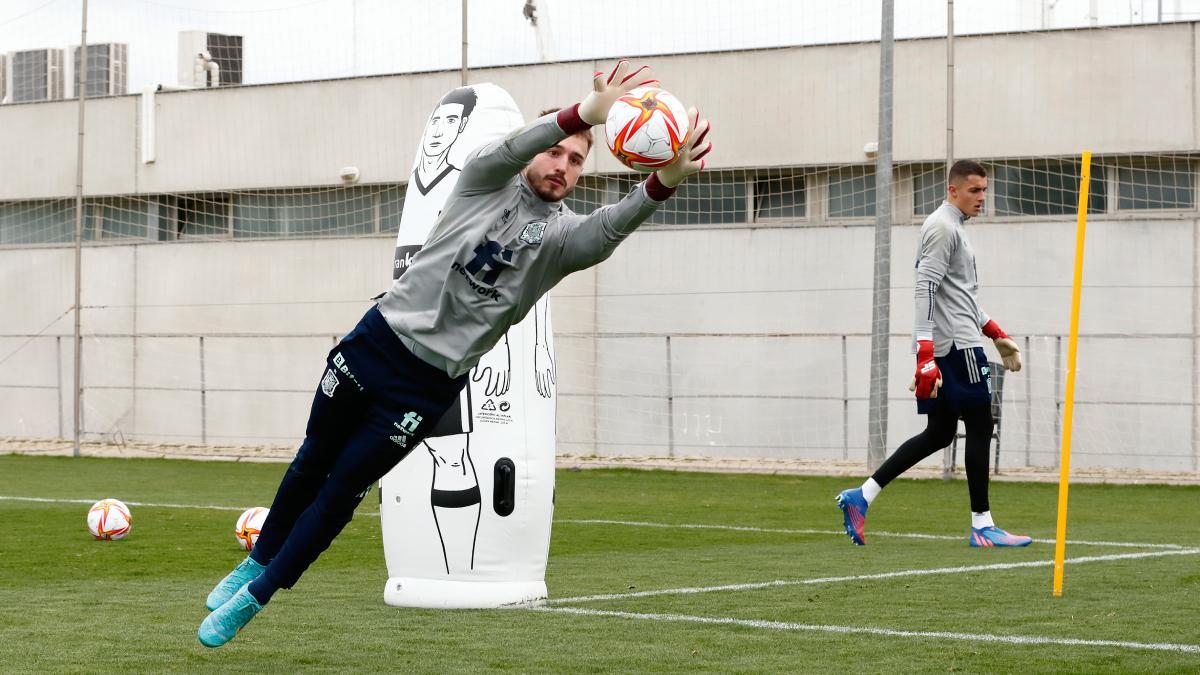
[
  {"xmin": 535, "ymin": 177, "xmax": 566, "ymax": 200},
  {"xmin": 530, "ymin": 174, "xmax": 568, "ymax": 202}
]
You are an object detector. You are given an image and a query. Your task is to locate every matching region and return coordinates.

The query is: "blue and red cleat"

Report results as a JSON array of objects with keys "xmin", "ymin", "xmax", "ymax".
[
  {"xmin": 969, "ymin": 525, "xmax": 1032, "ymax": 548},
  {"xmin": 835, "ymin": 488, "xmax": 869, "ymax": 546}
]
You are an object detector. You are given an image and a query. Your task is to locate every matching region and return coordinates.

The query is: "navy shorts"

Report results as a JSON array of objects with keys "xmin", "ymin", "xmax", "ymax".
[
  {"xmin": 917, "ymin": 344, "xmax": 992, "ymax": 415},
  {"xmin": 327, "ymin": 305, "xmax": 469, "ymax": 443}
]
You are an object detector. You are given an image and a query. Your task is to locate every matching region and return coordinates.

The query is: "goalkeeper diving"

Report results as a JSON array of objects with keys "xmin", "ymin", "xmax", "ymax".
[{"xmin": 196, "ymin": 60, "xmax": 713, "ymax": 648}]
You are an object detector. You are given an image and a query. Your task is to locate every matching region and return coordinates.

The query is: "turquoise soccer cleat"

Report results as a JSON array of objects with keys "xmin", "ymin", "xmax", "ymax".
[
  {"xmin": 835, "ymin": 488, "xmax": 869, "ymax": 546},
  {"xmin": 198, "ymin": 585, "xmax": 264, "ymax": 648},
  {"xmin": 969, "ymin": 525, "xmax": 1033, "ymax": 548},
  {"xmin": 205, "ymin": 556, "xmax": 267, "ymax": 611}
]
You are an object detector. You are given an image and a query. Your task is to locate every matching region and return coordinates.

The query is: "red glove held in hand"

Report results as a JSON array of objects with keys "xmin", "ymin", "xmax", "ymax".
[
  {"xmin": 981, "ymin": 320, "xmax": 1009, "ymax": 340},
  {"xmin": 913, "ymin": 339, "xmax": 941, "ymax": 399}
]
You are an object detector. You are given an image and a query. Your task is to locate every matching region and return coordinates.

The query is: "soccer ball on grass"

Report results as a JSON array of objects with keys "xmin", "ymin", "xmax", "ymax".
[
  {"xmin": 87, "ymin": 498, "xmax": 132, "ymax": 540},
  {"xmin": 235, "ymin": 506, "xmax": 269, "ymax": 551}
]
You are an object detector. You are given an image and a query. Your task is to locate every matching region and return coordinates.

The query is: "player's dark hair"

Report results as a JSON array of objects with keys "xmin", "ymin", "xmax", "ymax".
[
  {"xmin": 438, "ymin": 87, "xmax": 478, "ymax": 118},
  {"xmin": 539, "ymin": 106, "xmax": 594, "ymax": 152},
  {"xmin": 948, "ymin": 159, "xmax": 987, "ymax": 184}
]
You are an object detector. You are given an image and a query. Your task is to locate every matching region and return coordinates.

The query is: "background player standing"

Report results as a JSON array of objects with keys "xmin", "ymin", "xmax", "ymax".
[{"xmin": 836, "ymin": 160, "xmax": 1030, "ymax": 548}]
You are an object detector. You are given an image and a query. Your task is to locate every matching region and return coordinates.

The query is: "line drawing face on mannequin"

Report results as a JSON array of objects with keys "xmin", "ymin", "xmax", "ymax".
[{"xmin": 413, "ymin": 87, "xmax": 477, "ymax": 195}]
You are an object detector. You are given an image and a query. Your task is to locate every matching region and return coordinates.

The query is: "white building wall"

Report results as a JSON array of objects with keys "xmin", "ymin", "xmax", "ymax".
[
  {"xmin": 0, "ymin": 23, "xmax": 1194, "ymax": 199},
  {"xmin": 1, "ymin": 23, "xmax": 1197, "ymax": 472}
]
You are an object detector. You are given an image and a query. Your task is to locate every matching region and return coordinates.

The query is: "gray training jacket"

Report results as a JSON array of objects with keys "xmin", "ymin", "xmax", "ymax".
[
  {"xmin": 378, "ymin": 111, "xmax": 666, "ymax": 378},
  {"xmin": 912, "ymin": 201, "xmax": 990, "ymax": 357}
]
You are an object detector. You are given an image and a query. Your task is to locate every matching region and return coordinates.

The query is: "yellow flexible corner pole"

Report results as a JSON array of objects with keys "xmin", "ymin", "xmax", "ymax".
[{"xmin": 1053, "ymin": 151, "xmax": 1092, "ymax": 597}]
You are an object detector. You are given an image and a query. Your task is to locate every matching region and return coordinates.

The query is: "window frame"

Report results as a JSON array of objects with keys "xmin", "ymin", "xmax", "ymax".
[
  {"xmin": 751, "ymin": 169, "xmax": 809, "ymax": 224},
  {"xmin": 824, "ymin": 165, "xmax": 878, "ymax": 222},
  {"xmin": 985, "ymin": 158, "xmax": 1107, "ymax": 218},
  {"xmin": 1109, "ymin": 155, "xmax": 1198, "ymax": 214}
]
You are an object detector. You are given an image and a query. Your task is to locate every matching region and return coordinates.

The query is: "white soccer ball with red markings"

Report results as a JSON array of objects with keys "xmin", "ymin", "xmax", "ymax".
[
  {"xmin": 235, "ymin": 507, "xmax": 269, "ymax": 551},
  {"xmin": 87, "ymin": 498, "xmax": 132, "ymax": 540},
  {"xmin": 604, "ymin": 86, "xmax": 690, "ymax": 172}
]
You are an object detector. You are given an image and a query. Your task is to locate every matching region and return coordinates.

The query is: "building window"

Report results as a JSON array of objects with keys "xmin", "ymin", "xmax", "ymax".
[
  {"xmin": 754, "ymin": 173, "xmax": 806, "ymax": 221},
  {"xmin": 0, "ymin": 200, "xmax": 76, "ymax": 244},
  {"xmin": 612, "ymin": 171, "xmax": 745, "ymax": 225},
  {"xmin": 99, "ymin": 198, "xmax": 149, "ymax": 239},
  {"xmin": 828, "ymin": 167, "xmax": 876, "ymax": 219},
  {"xmin": 1113, "ymin": 156, "xmax": 1195, "ymax": 211},
  {"xmin": 173, "ymin": 194, "xmax": 231, "ymax": 238},
  {"xmin": 989, "ymin": 159, "xmax": 1105, "ymax": 216},
  {"xmin": 912, "ymin": 165, "xmax": 945, "ymax": 217},
  {"xmin": 379, "ymin": 185, "xmax": 405, "ymax": 234},
  {"xmin": 562, "ymin": 175, "xmax": 607, "ymax": 216},
  {"xmin": 234, "ymin": 188, "xmax": 375, "ymax": 238}
]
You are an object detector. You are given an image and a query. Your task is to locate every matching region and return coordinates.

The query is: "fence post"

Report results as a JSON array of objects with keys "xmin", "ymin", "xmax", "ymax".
[
  {"xmin": 1025, "ymin": 335, "xmax": 1032, "ymax": 468},
  {"xmin": 1054, "ymin": 335, "xmax": 1062, "ymax": 468},
  {"xmin": 665, "ymin": 335, "xmax": 675, "ymax": 458},
  {"xmin": 199, "ymin": 336, "xmax": 207, "ymax": 445},
  {"xmin": 70, "ymin": 0, "xmax": 90, "ymax": 457},
  {"xmin": 56, "ymin": 336, "xmax": 64, "ymax": 439},
  {"xmin": 867, "ymin": 0, "xmax": 896, "ymax": 471},
  {"xmin": 842, "ymin": 335, "xmax": 849, "ymax": 461}
]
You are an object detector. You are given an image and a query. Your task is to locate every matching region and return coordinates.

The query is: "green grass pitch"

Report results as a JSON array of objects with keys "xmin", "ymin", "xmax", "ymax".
[{"xmin": 0, "ymin": 454, "xmax": 1197, "ymax": 673}]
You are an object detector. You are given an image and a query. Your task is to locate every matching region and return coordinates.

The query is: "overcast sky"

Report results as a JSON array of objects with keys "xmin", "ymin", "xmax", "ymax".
[{"xmin": 1, "ymin": 0, "xmax": 1197, "ymax": 91}]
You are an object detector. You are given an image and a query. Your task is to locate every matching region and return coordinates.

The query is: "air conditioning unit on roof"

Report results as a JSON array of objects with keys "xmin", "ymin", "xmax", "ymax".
[
  {"xmin": 66, "ymin": 43, "xmax": 129, "ymax": 98},
  {"xmin": 178, "ymin": 31, "xmax": 243, "ymax": 88},
  {"xmin": 5, "ymin": 48, "xmax": 65, "ymax": 103}
]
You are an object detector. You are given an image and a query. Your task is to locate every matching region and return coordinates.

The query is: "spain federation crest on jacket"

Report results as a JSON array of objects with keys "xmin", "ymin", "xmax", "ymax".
[{"xmin": 519, "ymin": 220, "xmax": 547, "ymax": 245}]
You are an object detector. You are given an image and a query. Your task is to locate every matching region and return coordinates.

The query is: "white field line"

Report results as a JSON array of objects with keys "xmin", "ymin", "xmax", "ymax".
[
  {"xmin": 559, "ymin": 518, "xmax": 1187, "ymax": 550},
  {"xmin": 529, "ymin": 606, "xmax": 1200, "ymax": 654},
  {"xmin": 0, "ymin": 495, "xmax": 251, "ymax": 512},
  {"xmin": 2, "ymin": 496, "xmax": 1187, "ymax": 550},
  {"xmin": 0, "ymin": 494, "xmax": 384, "ymax": 514},
  {"xmin": 548, "ymin": 548, "xmax": 1200, "ymax": 604}
]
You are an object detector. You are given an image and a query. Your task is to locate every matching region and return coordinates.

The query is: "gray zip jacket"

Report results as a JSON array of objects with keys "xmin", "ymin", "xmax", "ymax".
[
  {"xmin": 913, "ymin": 201, "xmax": 989, "ymax": 357},
  {"xmin": 378, "ymin": 110, "xmax": 668, "ymax": 377}
]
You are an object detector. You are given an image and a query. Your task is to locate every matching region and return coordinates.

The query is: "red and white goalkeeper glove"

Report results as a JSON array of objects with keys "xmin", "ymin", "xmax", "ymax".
[
  {"xmin": 983, "ymin": 320, "xmax": 1022, "ymax": 372},
  {"xmin": 578, "ymin": 60, "xmax": 660, "ymax": 126},
  {"xmin": 656, "ymin": 107, "xmax": 713, "ymax": 188},
  {"xmin": 910, "ymin": 339, "xmax": 942, "ymax": 399}
]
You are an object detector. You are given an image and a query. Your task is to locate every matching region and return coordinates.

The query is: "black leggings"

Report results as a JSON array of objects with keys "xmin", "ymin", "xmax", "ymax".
[{"xmin": 871, "ymin": 405, "xmax": 994, "ymax": 513}]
